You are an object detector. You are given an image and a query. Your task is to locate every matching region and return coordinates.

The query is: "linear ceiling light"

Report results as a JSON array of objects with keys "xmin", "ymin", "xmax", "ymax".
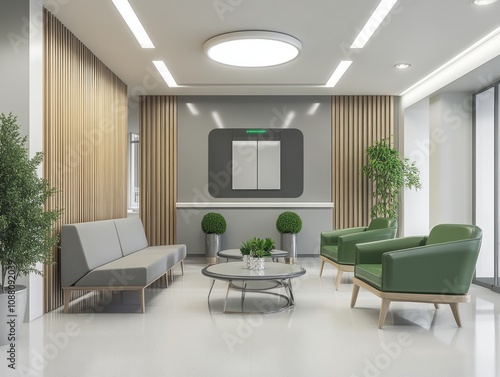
[
  {"xmin": 350, "ymin": 0, "xmax": 399, "ymax": 49},
  {"xmin": 473, "ymin": 0, "xmax": 498, "ymax": 4},
  {"xmin": 112, "ymin": 0, "xmax": 154, "ymax": 48},
  {"xmin": 325, "ymin": 61, "xmax": 353, "ymax": 87},
  {"xmin": 400, "ymin": 25, "xmax": 500, "ymax": 96},
  {"xmin": 152, "ymin": 61, "xmax": 178, "ymax": 87},
  {"xmin": 204, "ymin": 31, "xmax": 302, "ymax": 68}
]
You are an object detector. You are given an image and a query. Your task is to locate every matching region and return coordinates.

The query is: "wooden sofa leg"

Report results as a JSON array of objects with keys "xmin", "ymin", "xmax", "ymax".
[
  {"xmin": 319, "ymin": 260, "xmax": 325, "ymax": 277},
  {"xmin": 64, "ymin": 290, "xmax": 71, "ymax": 314},
  {"xmin": 378, "ymin": 299, "xmax": 391, "ymax": 329},
  {"xmin": 180, "ymin": 260, "xmax": 184, "ymax": 275},
  {"xmin": 434, "ymin": 303, "xmax": 440, "ymax": 309},
  {"xmin": 140, "ymin": 289, "xmax": 145, "ymax": 313},
  {"xmin": 449, "ymin": 303, "xmax": 462, "ymax": 327},
  {"xmin": 350, "ymin": 283, "xmax": 360, "ymax": 308},
  {"xmin": 334, "ymin": 270, "xmax": 343, "ymax": 290}
]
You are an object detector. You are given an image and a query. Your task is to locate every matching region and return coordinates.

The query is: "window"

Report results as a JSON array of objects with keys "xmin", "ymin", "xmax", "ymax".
[{"xmin": 473, "ymin": 83, "xmax": 500, "ymax": 292}]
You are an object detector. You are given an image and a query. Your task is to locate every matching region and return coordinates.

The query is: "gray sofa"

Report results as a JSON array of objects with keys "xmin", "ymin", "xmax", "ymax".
[{"xmin": 61, "ymin": 217, "xmax": 186, "ymax": 313}]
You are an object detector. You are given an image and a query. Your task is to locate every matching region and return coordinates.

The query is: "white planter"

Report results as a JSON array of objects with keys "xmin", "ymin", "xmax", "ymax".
[
  {"xmin": 250, "ymin": 257, "xmax": 265, "ymax": 271},
  {"xmin": 0, "ymin": 285, "xmax": 27, "ymax": 347},
  {"xmin": 242, "ymin": 255, "xmax": 250, "ymax": 269}
]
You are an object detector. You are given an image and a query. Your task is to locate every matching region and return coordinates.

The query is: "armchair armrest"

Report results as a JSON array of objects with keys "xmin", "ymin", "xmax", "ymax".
[
  {"xmin": 382, "ymin": 238, "xmax": 482, "ymax": 294},
  {"xmin": 321, "ymin": 227, "xmax": 365, "ymax": 247},
  {"xmin": 355, "ymin": 236, "xmax": 426, "ymax": 264},
  {"xmin": 337, "ymin": 228, "xmax": 398, "ymax": 264}
]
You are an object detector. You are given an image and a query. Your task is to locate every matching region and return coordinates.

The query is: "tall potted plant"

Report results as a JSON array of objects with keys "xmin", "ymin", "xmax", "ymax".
[
  {"xmin": 0, "ymin": 113, "xmax": 61, "ymax": 346},
  {"xmin": 276, "ymin": 211, "xmax": 302, "ymax": 264},
  {"xmin": 362, "ymin": 136, "xmax": 421, "ymax": 219},
  {"xmin": 201, "ymin": 212, "xmax": 226, "ymax": 264}
]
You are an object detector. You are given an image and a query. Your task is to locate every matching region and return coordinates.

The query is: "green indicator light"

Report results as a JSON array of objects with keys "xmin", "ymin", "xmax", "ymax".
[{"xmin": 246, "ymin": 129, "xmax": 267, "ymax": 134}]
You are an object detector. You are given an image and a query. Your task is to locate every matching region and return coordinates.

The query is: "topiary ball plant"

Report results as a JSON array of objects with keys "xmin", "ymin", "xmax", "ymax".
[
  {"xmin": 201, "ymin": 212, "xmax": 227, "ymax": 235},
  {"xmin": 276, "ymin": 211, "xmax": 302, "ymax": 234}
]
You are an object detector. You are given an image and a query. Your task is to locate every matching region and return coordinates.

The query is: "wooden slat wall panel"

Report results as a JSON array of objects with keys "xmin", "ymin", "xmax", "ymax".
[
  {"xmin": 332, "ymin": 96, "xmax": 394, "ymax": 229},
  {"xmin": 43, "ymin": 9, "xmax": 128, "ymax": 312},
  {"xmin": 139, "ymin": 96, "xmax": 177, "ymax": 246}
]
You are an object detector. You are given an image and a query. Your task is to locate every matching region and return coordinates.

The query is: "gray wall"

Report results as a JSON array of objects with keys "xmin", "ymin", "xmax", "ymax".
[{"xmin": 177, "ymin": 96, "xmax": 333, "ymax": 256}]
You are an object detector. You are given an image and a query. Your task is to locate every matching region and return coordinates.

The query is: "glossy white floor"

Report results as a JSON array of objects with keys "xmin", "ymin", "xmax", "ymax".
[{"xmin": 2, "ymin": 257, "xmax": 499, "ymax": 377}]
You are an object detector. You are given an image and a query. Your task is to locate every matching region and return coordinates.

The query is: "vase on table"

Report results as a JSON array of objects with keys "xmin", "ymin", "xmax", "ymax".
[
  {"xmin": 242, "ymin": 254, "xmax": 250, "ymax": 269},
  {"xmin": 250, "ymin": 256, "xmax": 265, "ymax": 271}
]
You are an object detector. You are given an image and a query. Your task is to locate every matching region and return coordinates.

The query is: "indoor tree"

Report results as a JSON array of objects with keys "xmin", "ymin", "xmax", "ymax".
[
  {"xmin": 0, "ymin": 113, "xmax": 61, "ymax": 291},
  {"xmin": 362, "ymin": 136, "xmax": 421, "ymax": 219}
]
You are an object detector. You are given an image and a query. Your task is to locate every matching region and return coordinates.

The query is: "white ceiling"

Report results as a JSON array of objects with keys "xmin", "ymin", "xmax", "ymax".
[{"xmin": 44, "ymin": 0, "xmax": 500, "ymax": 96}]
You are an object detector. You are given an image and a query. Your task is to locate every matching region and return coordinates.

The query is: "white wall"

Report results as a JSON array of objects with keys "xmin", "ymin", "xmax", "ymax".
[
  {"xmin": 403, "ymin": 99, "xmax": 430, "ymax": 235},
  {"xmin": 428, "ymin": 92, "xmax": 473, "ymax": 227},
  {"xmin": 1, "ymin": 0, "xmax": 44, "ymax": 322}
]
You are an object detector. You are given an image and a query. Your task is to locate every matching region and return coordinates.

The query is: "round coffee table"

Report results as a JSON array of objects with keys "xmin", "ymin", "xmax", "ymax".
[
  {"xmin": 201, "ymin": 262, "xmax": 306, "ymax": 313},
  {"xmin": 217, "ymin": 248, "xmax": 289, "ymax": 262}
]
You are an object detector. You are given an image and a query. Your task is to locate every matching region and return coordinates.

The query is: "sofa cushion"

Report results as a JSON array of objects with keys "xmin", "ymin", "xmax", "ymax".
[
  {"xmin": 75, "ymin": 253, "xmax": 167, "ymax": 287},
  {"xmin": 321, "ymin": 245, "xmax": 338, "ymax": 262},
  {"xmin": 61, "ymin": 220, "xmax": 123, "ymax": 287},
  {"xmin": 134, "ymin": 245, "xmax": 187, "ymax": 269},
  {"xmin": 114, "ymin": 217, "xmax": 149, "ymax": 256},
  {"xmin": 355, "ymin": 264, "xmax": 382, "ymax": 290},
  {"xmin": 426, "ymin": 224, "xmax": 480, "ymax": 245},
  {"xmin": 367, "ymin": 218, "xmax": 396, "ymax": 231}
]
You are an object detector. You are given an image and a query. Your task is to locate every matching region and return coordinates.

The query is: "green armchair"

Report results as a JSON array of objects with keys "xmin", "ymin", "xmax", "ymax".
[
  {"xmin": 350, "ymin": 224, "xmax": 482, "ymax": 328},
  {"xmin": 319, "ymin": 218, "xmax": 397, "ymax": 289}
]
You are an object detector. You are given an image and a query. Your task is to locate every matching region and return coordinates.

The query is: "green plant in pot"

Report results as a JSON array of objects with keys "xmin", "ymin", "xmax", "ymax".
[
  {"xmin": 201, "ymin": 212, "xmax": 226, "ymax": 264},
  {"xmin": 361, "ymin": 136, "xmax": 421, "ymax": 219},
  {"xmin": 0, "ymin": 113, "xmax": 61, "ymax": 346},
  {"xmin": 240, "ymin": 237, "xmax": 275, "ymax": 270},
  {"xmin": 276, "ymin": 211, "xmax": 302, "ymax": 263}
]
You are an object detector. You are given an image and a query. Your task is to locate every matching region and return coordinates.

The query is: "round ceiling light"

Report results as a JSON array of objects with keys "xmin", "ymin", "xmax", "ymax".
[
  {"xmin": 394, "ymin": 63, "xmax": 411, "ymax": 69},
  {"xmin": 203, "ymin": 31, "xmax": 302, "ymax": 68}
]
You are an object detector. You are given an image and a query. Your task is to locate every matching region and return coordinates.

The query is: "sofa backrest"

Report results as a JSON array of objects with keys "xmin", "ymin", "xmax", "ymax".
[
  {"xmin": 426, "ymin": 224, "xmax": 483, "ymax": 245},
  {"xmin": 61, "ymin": 220, "xmax": 123, "ymax": 287},
  {"xmin": 113, "ymin": 217, "xmax": 149, "ymax": 256},
  {"xmin": 366, "ymin": 217, "xmax": 397, "ymax": 231}
]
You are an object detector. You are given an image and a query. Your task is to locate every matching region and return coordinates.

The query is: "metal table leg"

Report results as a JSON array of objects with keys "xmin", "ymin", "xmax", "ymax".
[{"xmin": 223, "ymin": 280, "xmax": 232, "ymax": 312}]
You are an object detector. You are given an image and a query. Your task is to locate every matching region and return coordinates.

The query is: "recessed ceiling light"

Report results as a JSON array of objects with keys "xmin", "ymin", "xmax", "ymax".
[
  {"xmin": 351, "ymin": 0, "xmax": 399, "ymax": 49},
  {"xmin": 204, "ymin": 31, "xmax": 302, "ymax": 68},
  {"xmin": 112, "ymin": 0, "xmax": 154, "ymax": 48},
  {"xmin": 152, "ymin": 61, "xmax": 178, "ymax": 87},
  {"xmin": 473, "ymin": 0, "xmax": 498, "ymax": 5},
  {"xmin": 394, "ymin": 63, "xmax": 411, "ymax": 69},
  {"xmin": 325, "ymin": 61, "xmax": 353, "ymax": 87}
]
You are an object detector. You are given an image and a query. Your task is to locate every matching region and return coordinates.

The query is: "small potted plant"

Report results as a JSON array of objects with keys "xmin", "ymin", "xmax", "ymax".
[
  {"xmin": 239, "ymin": 239, "xmax": 253, "ymax": 269},
  {"xmin": 240, "ymin": 237, "xmax": 275, "ymax": 271},
  {"xmin": 201, "ymin": 212, "xmax": 227, "ymax": 264},
  {"xmin": 276, "ymin": 211, "xmax": 302, "ymax": 263}
]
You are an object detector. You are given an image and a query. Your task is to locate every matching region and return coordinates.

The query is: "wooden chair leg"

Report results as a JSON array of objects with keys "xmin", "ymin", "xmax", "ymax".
[
  {"xmin": 319, "ymin": 260, "xmax": 325, "ymax": 277},
  {"xmin": 334, "ymin": 270, "xmax": 343, "ymax": 290},
  {"xmin": 449, "ymin": 303, "xmax": 462, "ymax": 327},
  {"xmin": 64, "ymin": 290, "xmax": 71, "ymax": 313},
  {"xmin": 350, "ymin": 283, "xmax": 360, "ymax": 308},
  {"xmin": 378, "ymin": 299, "xmax": 391, "ymax": 329}
]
